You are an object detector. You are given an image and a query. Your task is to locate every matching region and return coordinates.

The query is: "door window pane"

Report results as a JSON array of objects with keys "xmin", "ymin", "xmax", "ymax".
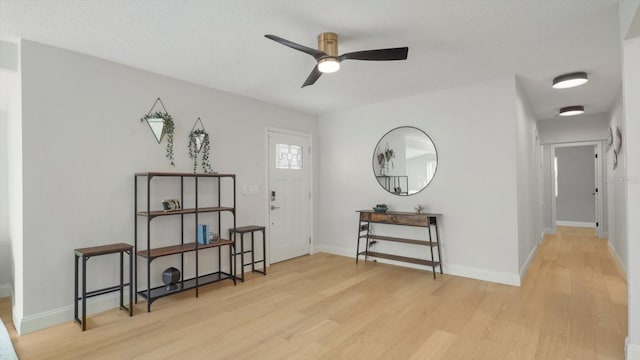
[{"xmin": 276, "ymin": 144, "xmax": 303, "ymax": 169}]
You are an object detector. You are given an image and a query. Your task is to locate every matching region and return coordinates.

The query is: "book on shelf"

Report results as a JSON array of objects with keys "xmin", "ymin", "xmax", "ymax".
[{"xmin": 197, "ymin": 224, "xmax": 210, "ymax": 245}]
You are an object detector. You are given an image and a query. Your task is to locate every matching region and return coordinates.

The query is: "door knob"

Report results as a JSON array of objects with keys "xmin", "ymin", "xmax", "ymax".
[{"xmin": 271, "ymin": 205, "xmax": 281, "ymax": 210}]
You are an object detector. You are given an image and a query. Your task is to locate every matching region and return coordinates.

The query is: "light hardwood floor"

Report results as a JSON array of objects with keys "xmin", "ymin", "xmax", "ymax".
[{"xmin": 0, "ymin": 226, "xmax": 628, "ymax": 359}]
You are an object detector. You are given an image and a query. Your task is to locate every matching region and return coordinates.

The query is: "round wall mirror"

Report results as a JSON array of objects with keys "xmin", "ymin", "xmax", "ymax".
[{"xmin": 372, "ymin": 126, "xmax": 438, "ymax": 195}]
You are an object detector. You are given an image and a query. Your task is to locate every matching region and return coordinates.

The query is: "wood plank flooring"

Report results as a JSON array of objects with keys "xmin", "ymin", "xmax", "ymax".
[{"xmin": 0, "ymin": 226, "xmax": 628, "ymax": 359}]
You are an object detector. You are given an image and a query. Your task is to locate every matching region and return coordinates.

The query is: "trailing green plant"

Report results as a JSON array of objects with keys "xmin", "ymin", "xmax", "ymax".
[
  {"xmin": 141, "ymin": 111, "xmax": 175, "ymax": 166},
  {"xmin": 188, "ymin": 129, "xmax": 213, "ymax": 173}
]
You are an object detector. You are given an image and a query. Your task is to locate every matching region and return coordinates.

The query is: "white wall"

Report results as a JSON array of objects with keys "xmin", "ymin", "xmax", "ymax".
[
  {"xmin": 317, "ymin": 77, "xmax": 521, "ymax": 286},
  {"xmin": 0, "ymin": 40, "xmax": 20, "ymax": 298},
  {"xmin": 0, "ymin": 39, "xmax": 23, "ymax": 328},
  {"xmin": 538, "ymin": 113, "xmax": 609, "ymax": 145},
  {"xmin": 622, "ymin": 36, "xmax": 640, "ymax": 360},
  {"xmin": 620, "ymin": 0, "xmax": 640, "ymax": 40},
  {"xmin": 16, "ymin": 40, "xmax": 318, "ymax": 334},
  {"xmin": 514, "ymin": 80, "xmax": 542, "ymax": 280},
  {"xmin": 606, "ymin": 92, "xmax": 626, "ymax": 271}
]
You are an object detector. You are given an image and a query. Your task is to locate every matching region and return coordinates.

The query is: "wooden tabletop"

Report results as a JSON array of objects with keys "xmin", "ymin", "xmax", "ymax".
[
  {"xmin": 356, "ymin": 210, "xmax": 442, "ymax": 216},
  {"xmin": 230, "ymin": 225, "xmax": 266, "ymax": 233},
  {"xmin": 74, "ymin": 243, "xmax": 133, "ymax": 257}
]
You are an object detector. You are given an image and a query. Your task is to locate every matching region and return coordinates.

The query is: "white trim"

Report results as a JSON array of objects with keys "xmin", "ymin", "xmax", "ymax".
[
  {"xmin": 315, "ymin": 246, "xmax": 520, "ymax": 286},
  {"xmin": 0, "ymin": 284, "xmax": 11, "ymax": 298},
  {"xmin": 544, "ymin": 227, "xmax": 555, "ymax": 235},
  {"xmin": 627, "ymin": 337, "xmax": 640, "ymax": 360},
  {"xmin": 445, "ymin": 263, "xmax": 520, "ymax": 286},
  {"xmin": 608, "ymin": 241, "xmax": 627, "ymax": 278},
  {"xmin": 15, "ymin": 292, "xmax": 126, "ymax": 335},
  {"xmin": 520, "ymin": 245, "xmax": 538, "ymax": 282},
  {"xmin": 556, "ymin": 221, "xmax": 596, "ymax": 228},
  {"xmin": 313, "ymin": 245, "xmax": 352, "ymax": 258}
]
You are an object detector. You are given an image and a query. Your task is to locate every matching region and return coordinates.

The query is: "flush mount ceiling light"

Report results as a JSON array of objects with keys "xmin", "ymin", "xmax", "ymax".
[
  {"xmin": 318, "ymin": 58, "xmax": 340, "ymax": 73},
  {"xmin": 559, "ymin": 105, "xmax": 585, "ymax": 117},
  {"xmin": 552, "ymin": 72, "xmax": 589, "ymax": 89}
]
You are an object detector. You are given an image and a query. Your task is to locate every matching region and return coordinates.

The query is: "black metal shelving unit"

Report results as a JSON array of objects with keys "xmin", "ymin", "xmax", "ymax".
[{"xmin": 134, "ymin": 172, "xmax": 237, "ymax": 312}]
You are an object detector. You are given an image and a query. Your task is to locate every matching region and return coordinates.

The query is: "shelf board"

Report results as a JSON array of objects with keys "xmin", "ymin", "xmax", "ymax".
[
  {"xmin": 358, "ymin": 251, "xmax": 439, "ymax": 267},
  {"xmin": 360, "ymin": 234, "xmax": 436, "ymax": 246},
  {"xmin": 137, "ymin": 240, "xmax": 234, "ymax": 259},
  {"xmin": 136, "ymin": 206, "xmax": 234, "ymax": 218},
  {"xmin": 137, "ymin": 271, "xmax": 234, "ymax": 301}
]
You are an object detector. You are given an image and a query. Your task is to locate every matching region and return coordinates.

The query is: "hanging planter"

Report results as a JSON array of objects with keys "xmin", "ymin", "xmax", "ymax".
[
  {"xmin": 188, "ymin": 118, "xmax": 213, "ymax": 173},
  {"xmin": 140, "ymin": 98, "xmax": 175, "ymax": 166}
]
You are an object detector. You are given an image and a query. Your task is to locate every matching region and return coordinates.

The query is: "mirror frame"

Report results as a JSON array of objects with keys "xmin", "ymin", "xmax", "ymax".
[{"xmin": 371, "ymin": 126, "xmax": 438, "ymax": 196}]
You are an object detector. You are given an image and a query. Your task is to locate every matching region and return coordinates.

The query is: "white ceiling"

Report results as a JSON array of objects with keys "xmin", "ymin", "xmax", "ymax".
[{"xmin": 0, "ymin": 0, "xmax": 622, "ymax": 119}]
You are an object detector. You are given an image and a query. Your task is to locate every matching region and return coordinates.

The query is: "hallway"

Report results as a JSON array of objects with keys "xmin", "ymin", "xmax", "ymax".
[{"xmin": 522, "ymin": 226, "xmax": 627, "ymax": 359}]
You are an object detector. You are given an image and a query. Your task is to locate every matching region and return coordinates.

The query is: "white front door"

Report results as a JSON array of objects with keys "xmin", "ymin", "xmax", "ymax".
[{"xmin": 267, "ymin": 130, "xmax": 311, "ymax": 263}]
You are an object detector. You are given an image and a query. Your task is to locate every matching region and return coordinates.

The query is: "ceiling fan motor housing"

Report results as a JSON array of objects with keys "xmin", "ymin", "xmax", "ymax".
[{"xmin": 318, "ymin": 32, "xmax": 339, "ymax": 57}]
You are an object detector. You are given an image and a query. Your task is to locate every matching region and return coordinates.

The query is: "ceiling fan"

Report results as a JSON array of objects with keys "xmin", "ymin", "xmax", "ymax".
[{"xmin": 264, "ymin": 32, "xmax": 409, "ymax": 88}]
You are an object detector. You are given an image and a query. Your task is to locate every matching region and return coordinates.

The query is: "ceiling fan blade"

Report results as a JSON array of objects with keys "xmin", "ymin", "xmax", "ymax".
[
  {"xmin": 302, "ymin": 65, "xmax": 322, "ymax": 88},
  {"xmin": 265, "ymin": 34, "xmax": 327, "ymax": 60},
  {"xmin": 338, "ymin": 47, "xmax": 409, "ymax": 62}
]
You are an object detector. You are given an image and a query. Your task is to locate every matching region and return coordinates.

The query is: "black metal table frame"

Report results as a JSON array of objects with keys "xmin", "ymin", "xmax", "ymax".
[{"xmin": 74, "ymin": 245, "xmax": 133, "ymax": 331}]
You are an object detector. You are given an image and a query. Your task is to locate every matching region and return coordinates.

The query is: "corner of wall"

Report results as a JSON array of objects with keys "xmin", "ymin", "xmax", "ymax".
[
  {"xmin": 0, "ymin": 284, "xmax": 11, "ymax": 298},
  {"xmin": 519, "ymin": 245, "xmax": 538, "ymax": 283},
  {"xmin": 15, "ymin": 292, "xmax": 124, "ymax": 335},
  {"xmin": 627, "ymin": 336, "xmax": 640, "ymax": 360}
]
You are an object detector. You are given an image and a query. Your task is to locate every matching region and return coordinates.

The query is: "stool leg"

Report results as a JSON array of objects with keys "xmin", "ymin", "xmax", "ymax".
[
  {"xmin": 262, "ymin": 229, "xmax": 267, "ymax": 275},
  {"xmin": 251, "ymin": 231, "xmax": 255, "ymax": 273},
  {"xmin": 74, "ymin": 254, "xmax": 79, "ymax": 326},
  {"xmin": 82, "ymin": 256, "xmax": 87, "ymax": 331},
  {"xmin": 240, "ymin": 233, "xmax": 245, "ymax": 282},
  {"xmin": 230, "ymin": 240, "xmax": 236, "ymax": 285},
  {"xmin": 129, "ymin": 250, "xmax": 133, "ymax": 316},
  {"xmin": 119, "ymin": 251, "xmax": 124, "ymax": 310}
]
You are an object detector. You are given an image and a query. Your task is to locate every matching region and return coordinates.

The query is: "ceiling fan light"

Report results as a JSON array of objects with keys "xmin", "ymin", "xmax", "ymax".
[
  {"xmin": 559, "ymin": 105, "xmax": 585, "ymax": 117},
  {"xmin": 552, "ymin": 72, "xmax": 589, "ymax": 89},
  {"xmin": 318, "ymin": 58, "xmax": 340, "ymax": 73}
]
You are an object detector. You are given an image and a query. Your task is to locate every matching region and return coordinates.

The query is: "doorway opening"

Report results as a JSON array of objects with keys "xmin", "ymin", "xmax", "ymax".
[{"xmin": 551, "ymin": 142, "xmax": 603, "ymax": 237}]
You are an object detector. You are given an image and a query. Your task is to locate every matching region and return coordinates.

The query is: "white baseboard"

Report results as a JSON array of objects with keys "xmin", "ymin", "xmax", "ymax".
[
  {"xmin": 608, "ymin": 242, "xmax": 627, "ymax": 279},
  {"xmin": 315, "ymin": 245, "xmax": 521, "ymax": 287},
  {"xmin": 445, "ymin": 263, "xmax": 520, "ymax": 286},
  {"xmin": 313, "ymin": 245, "xmax": 353, "ymax": 258},
  {"xmin": 556, "ymin": 221, "xmax": 596, "ymax": 228},
  {"xmin": 544, "ymin": 227, "xmax": 555, "ymax": 235},
  {"xmin": 520, "ymin": 245, "xmax": 538, "ymax": 282},
  {"xmin": 15, "ymin": 291, "xmax": 126, "ymax": 335},
  {"xmin": 0, "ymin": 284, "xmax": 11, "ymax": 298},
  {"xmin": 627, "ymin": 337, "xmax": 640, "ymax": 360}
]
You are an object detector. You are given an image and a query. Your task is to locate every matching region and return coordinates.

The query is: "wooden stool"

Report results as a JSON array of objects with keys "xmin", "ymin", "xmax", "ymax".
[
  {"xmin": 229, "ymin": 226, "xmax": 266, "ymax": 282},
  {"xmin": 74, "ymin": 243, "xmax": 133, "ymax": 331}
]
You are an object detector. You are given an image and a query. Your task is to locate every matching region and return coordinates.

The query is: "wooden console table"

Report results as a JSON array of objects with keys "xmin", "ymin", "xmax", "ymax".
[{"xmin": 356, "ymin": 210, "xmax": 442, "ymax": 278}]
